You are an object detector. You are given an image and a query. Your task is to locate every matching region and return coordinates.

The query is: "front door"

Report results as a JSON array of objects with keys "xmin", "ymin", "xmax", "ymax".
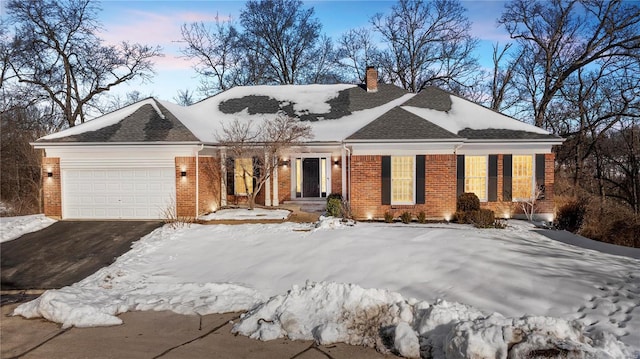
[{"xmin": 302, "ymin": 158, "xmax": 320, "ymax": 197}]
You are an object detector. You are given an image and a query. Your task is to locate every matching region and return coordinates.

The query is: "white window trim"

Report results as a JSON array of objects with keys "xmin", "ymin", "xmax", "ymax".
[
  {"xmin": 511, "ymin": 154, "xmax": 534, "ymax": 201},
  {"xmin": 289, "ymin": 152, "xmax": 332, "ymax": 199},
  {"xmin": 391, "ymin": 155, "xmax": 416, "ymax": 206},
  {"xmin": 464, "ymin": 155, "xmax": 488, "ymax": 202},
  {"xmin": 234, "ymin": 158, "xmax": 253, "ymax": 196}
]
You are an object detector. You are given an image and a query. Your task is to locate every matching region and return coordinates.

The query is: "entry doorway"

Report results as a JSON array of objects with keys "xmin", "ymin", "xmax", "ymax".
[
  {"xmin": 302, "ymin": 158, "xmax": 320, "ymax": 197},
  {"xmin": 293, "ymin": 155, "xmax": 330, "ymax": 199}
]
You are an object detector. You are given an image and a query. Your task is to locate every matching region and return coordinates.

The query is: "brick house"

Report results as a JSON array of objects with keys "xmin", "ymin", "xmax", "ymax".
[{"xmin": 33, "ymin": 68, "xmax": 563, "ymax": 221}]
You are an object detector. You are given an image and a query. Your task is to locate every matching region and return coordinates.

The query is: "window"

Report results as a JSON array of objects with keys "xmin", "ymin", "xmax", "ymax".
[
  {"xmin": 512, "ymin": 155, "xmax": 533, "ymax": 200},
  {"xmin": 464, "ymin": 156, "xmax": 487, "ymax": 201},
  {"xmin": 391, "ymin": 156, "xmax": 414, "ymax": 204},
  {"xmin": 234, "ymin": 158, "xmax": 253, "ymax": 195}
]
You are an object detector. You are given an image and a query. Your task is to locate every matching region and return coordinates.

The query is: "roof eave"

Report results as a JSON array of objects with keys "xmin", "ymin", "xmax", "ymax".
[
  {"xmin": 344, "ymin": 138, "xmax": 465, "ymax": 144},
  {"xmin": 31, "ymin": 141, "xmax": 202, "ymax": 148}
]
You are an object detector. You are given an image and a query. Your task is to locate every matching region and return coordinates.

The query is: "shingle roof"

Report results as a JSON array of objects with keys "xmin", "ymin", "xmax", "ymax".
[
  {"xmin": 218, "ymin": 84, "xmax": 409, "ymax": 122},
  {"xmin": 458, "ymin": 128, "xmax": 560, "ymax": 140},
  {"xmin": 35, "ymin": 84, "xmax": 562, "ymax": 145},
  {"xmin": 38, "ymin": 100, "xmax": 199, "ymax": 143},
  {"xmin": 347, "ymin": 107, "xmax": 460, "ymax": 140},
  {"xmin": 402, "ymin": 86, "xmax": 452, "ymax": 111}
]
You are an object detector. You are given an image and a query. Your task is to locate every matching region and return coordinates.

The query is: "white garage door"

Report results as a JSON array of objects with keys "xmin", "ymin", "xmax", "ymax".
[{"xmin": 62, "ymin": 168, "xmax": 175, "ymax": 219}]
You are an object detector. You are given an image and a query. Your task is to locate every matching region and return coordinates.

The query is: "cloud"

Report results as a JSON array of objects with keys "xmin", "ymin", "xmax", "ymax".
[{"xmin": 98, "ymin": 8, "xmax": 231, "ymax": 71}]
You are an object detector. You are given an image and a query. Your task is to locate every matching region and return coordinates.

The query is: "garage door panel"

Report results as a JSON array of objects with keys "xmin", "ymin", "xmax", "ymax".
[{"xmin": 63, "ymin": 167, "xmax": 175, "ymax": 219}]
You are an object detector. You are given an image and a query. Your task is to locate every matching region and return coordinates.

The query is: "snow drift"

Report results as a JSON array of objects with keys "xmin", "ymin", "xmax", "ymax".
[{"xmin": 232, "ymin": 281, "xmax": 633, "ymax": 359}]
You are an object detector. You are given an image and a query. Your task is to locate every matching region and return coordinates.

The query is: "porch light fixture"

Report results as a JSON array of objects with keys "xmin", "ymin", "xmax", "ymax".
[
  {"xmin": 279, "ymin": 159, "xmax": 290, "ymax": 166},
  {"xmin": 181, "ymin": 171, "xmax": 187, "ymax": 177},
  {"xmin": 333, "ymin": 159, "xmax": 339, "ymax": 165},
  {"xmin": 47, "ymin": 171, "xmax": 53, "ymax": 178}
]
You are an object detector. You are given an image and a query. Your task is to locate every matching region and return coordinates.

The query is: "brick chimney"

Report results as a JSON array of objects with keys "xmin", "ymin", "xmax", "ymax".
[{"xmin": 365, "ymin": 66, "xmax": 378, "ymax": 93}]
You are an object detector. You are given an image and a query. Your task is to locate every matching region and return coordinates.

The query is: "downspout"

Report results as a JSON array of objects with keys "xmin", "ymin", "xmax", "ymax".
[
  {"xmin": 342, "ymin": 144, "xmax": 351, "ymax": 201},
  {"xmin": 195, "ymin": 144, "xmax": 204, "ymax": 218}
]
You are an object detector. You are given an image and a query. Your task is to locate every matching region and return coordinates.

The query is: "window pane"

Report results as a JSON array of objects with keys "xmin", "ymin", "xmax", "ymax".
[
  {"xmin": 512, "ymin": 155, "xmax": 533, "ymax": 199},
  {"xmin": 234, "ymin": 158, "xmax": 253, "ymax": 195},
  {"xmin": 321, "ymin": 158, "xmax": 327, "ymax": 194},
  {"xmin": 391, "ymin": 156, "xmax": 414, "ymax": 204},
  {"xmin": 464, "ymin": 156, "xmax": 487, "ymax": 200},
  {"xmin": 295, "ymin": 158, "xmax": 302, "ymax": 196}
]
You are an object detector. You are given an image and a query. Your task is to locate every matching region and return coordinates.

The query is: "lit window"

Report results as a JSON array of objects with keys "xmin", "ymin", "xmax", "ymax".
[
  {"xmin": 234, "ymin": 158, "xmax": 253, "ymax": 195},
  {"xmin": 465, "ymin": 156, "xmax": 487, "ymax": 201},
  {"xmin": 295, "ymin": 158, "xmax": 302, "ymax": 197},
  {"xmin": 392, "ymin": 156, "xmax": 414, "ymax": 204},
  {"xmin": 512, "ymin": 155, "xmax": 533, "ymax": 200},
  {"xmin": 321, "ymin": 158, "xmax": 327, "ymax": 196}
]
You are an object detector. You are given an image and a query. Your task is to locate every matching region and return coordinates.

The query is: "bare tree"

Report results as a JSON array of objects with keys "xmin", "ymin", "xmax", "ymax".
[
  {"xmin": 239, "ymin": 0, "xmax": 322, "ymax": 84},
  {"xmin": 370, "ymin": 0, "xmax": 479, "ymax": 93},
  {"xmin": 217, "ymin": 114, "xmax": 312, "ymax": 209},
  {"xmin": 499, "ymin": 0, "xmax": 640, "ymax": 128},
  {"xmin": 173, "ymin": 89, "xmax": 196, "ymax": 106},
  {"xmin": 5, "ymin": 0, "xmax": 162, "ymax": 127},
  {"xmin": 335, "ymin": 27, "xmax": 381, "ymax": 83},
  {"xmin": 488, "ymin": 43, "xmax": 523, "ymax": 112},
  {"xmin": 179, "ymin": 20, "xmax": 240, "ymax": 95}
]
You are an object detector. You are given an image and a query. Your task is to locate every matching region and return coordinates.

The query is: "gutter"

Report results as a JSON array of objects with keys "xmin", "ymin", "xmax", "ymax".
[{"xmin": 195, "ymin": 144, "xmax": 204, "ymax": 218}]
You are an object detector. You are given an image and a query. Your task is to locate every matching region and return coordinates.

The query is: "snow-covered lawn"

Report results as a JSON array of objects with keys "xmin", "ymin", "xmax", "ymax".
[
  {"xmin": 14, "ymin": 218, "xmax": 640, "ymax": 358},
  {"xmin": 0, "ymin": 214, "xmax": 56, "ymax": 243}
]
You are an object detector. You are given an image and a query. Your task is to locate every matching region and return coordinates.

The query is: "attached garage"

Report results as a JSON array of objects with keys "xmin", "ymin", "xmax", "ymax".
[{"xmin": 62, "ymin": 167, "xmax": 175, "ymax": 219}]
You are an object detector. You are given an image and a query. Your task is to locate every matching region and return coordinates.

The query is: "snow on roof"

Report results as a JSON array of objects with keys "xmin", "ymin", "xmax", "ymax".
[
  {"xmin": 164, "ymin": 84, "xmax": 399, "ymax": 143},
  {"xmin": 402, "ymin": 96, "xmax": 550, "ymax": 136},
  {"xmin": 312, "ymin": 93, "xmax": 415, "ymax": 141},
  {"xmin": 41, "ymin": 98, "xmax": 166, "ymax": 140}
]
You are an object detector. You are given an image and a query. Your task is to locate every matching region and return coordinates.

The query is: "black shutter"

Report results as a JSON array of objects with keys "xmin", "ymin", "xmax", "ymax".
[
  {"xmin": 226, "ymin": 157, "xmax": 235, "ymax": 195},
  {"xmin": 456, "ymin": 155, "xmax": 465, "ymax": 197},
  {"xmin": 535, "ymin": 154, "xmax": 546, "ymax": 199},
  {"xmin": 503, "ymin": 155, "xmax": 512, "ymax": 201},
  {"xmin": 488, "ymin": 155, "xmax": 498, "ymax": 202},
  {"xmin": 416, "ymin": 155, "xmax": 425, "ymax": 204},
  {"xmin": 381, "ymin": 156, "xmax": 391, "ymax": 205},
  {"xmin": 253, "ymin": 157, "xmax": 260, "ymax": 191}
]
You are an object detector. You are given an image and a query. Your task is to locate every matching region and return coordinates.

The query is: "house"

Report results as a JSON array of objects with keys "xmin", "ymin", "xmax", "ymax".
[{"xmin": 33, "ymin": 68, "xmax": 563, "ymax": 221}]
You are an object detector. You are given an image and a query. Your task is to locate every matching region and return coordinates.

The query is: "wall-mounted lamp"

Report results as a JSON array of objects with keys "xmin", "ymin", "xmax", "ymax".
[
  {"xmin": 279, "ymin": 159, "xmax": 290, "ymax": 166},
  {"xmin": 333, "ymin": 159, "xmax": 340, "ymax": 165},
  {"xmin": 181, "ymin": 171, "xmax": 187, "ymax": 177},
  {"xmin": 47, "ymin": 171, "xmax": 53, "ymax": 178}
]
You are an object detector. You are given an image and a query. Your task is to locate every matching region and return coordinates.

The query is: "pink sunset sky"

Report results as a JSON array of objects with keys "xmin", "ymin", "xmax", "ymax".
[{"xmin": 12, "ymin": 0, "xmax": 514, "ymax": 103}]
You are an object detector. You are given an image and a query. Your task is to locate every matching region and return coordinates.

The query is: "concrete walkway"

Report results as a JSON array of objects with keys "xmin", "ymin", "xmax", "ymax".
[{"xmin": 1, "ymin": 304, "xmax": 395, "ymax": 359}]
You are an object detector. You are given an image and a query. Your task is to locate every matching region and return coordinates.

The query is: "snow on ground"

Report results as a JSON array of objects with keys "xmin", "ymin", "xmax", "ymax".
[
  {"xmin": 0, "ymin": 214, "xmax": 56, "ymax": 243},
  {"xmin": 199, "ymin": 208, "xmax": 290, "ymax": 221},
  {"xmin": 13, "ymin": 219, "xmax": 640, "ymax": 358}
]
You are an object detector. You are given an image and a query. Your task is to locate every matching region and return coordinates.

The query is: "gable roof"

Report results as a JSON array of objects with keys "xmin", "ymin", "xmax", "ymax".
[
  {"xmin": 38, "ymin": 99, "xmax": 199, "ymax": 143},
  {"xmin": 35, "ymin": 84, "xmax": 562, "ymax": 145},
  {"xmin": 347, "ymin": 107, "xmax": 460, "ymax": 140}
]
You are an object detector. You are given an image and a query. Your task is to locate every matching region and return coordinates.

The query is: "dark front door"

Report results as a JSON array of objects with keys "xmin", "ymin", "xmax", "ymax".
[{"xmin": 302, "ymin": 158, "xmax": 320, "ymax": 197}]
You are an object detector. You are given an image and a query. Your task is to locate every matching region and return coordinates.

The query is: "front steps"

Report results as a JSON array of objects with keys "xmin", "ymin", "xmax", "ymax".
[{"xmin": 282, "ymin": 199, "xmax": 326, "ymax": 214}]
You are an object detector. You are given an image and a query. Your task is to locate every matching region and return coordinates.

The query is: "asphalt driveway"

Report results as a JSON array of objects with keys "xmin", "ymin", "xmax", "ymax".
[{"xmin": 1, "ymin": 221, "xmax": 162, "ymax": 291}]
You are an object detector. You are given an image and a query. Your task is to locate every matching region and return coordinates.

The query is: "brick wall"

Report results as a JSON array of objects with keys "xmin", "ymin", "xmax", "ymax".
[
  {"xmin": 350, "ymin": 154, "xmax": 457, "ymax": 220},
  {"xmin": 278, "ymin": 164, "xmax": 292, "ymax": 203},
  {"xmin": 425, "ymin": 154, "xmax": 457, "ymax": 218},
  {"xmin": 198, "ymin": 156, "xmax": 220, "ymax": 214},
  {"xmin": 479, "ymin": 153, "xmax": 556, "ymax": 219},
  {"xmin": 175, "ymin": 157, "xmax": 196, "ymax": 217},
  {"xmin": 42, "ymin": 157, "xmax": 61, "ymax": 218},
  {"xmin": 349, "ymin": 153, "xmax": 557, "ymax": 221},
  {"xmin": 331, "ymin": 160, "xmax": 342, "ymax": 196},
  {"xmin": 350, "ymin": 155, "xmax": 382, "ymax": 219}
]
